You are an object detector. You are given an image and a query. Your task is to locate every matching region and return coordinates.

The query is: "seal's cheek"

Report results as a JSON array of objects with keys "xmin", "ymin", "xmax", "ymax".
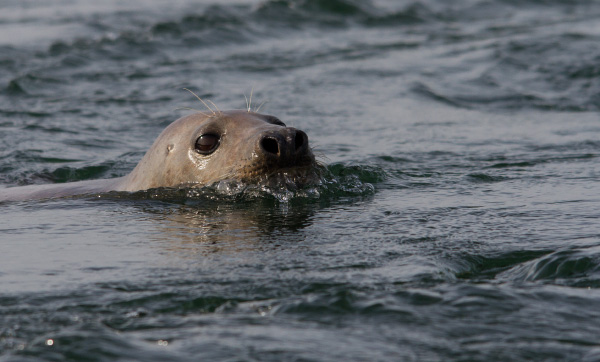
[{"xmin": 187, "ymin": 149, "xmax": 209, "ymax": 171}]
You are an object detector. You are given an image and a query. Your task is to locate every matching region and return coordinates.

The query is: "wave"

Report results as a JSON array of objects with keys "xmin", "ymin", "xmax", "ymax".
[
  {"xmin": 499, "ymin": 247, "xmax": 600, "ymax": 287},
  {"xmin": 4, "ymin": 0, "xmax": 600, "ymax": 112}
]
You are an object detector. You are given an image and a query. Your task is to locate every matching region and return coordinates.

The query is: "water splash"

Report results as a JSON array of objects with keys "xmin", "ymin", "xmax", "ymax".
[{"xmin": 105, "ymin": 163, "xmax": 380, "ymax": 203}]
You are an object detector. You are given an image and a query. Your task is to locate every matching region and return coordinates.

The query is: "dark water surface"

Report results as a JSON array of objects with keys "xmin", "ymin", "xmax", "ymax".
[{"xmin": 2, "ymin": 0, "xmax": 600, "ymax": 360}]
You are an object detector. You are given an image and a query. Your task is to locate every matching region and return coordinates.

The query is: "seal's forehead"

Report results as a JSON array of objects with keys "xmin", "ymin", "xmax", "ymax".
[{"xmin": 216, "ymin": 110, "xmax": 286, "ymax": 126}]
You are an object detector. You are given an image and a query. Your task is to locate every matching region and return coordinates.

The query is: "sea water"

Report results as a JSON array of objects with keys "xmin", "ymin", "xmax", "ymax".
[{"xmin": 1, "ymin": 1, "xmax": 600, "ymax": 360}]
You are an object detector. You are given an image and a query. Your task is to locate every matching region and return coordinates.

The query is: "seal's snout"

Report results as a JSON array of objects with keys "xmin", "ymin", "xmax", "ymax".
[{"xmin": 259, "ymin": 128, "xmax": 310, "ymax": 166}]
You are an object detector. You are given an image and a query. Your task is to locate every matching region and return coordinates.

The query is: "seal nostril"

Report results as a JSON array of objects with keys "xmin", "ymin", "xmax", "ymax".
[
  {"xmin": 261, "ymin": 137, "xmax": 279, "ymax": 155},
  {"xmin": 294, "ymin": 131, "xmax": 306, "ymax": 151},
  {"xmin": 295, "ymin": 133, "xmax": 303, "ymax": 150}
]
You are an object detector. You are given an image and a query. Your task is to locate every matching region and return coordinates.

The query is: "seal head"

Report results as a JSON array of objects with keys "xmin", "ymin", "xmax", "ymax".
[
  {"xmin": 0, "ymin": 110, "xmax": 317, "ymax": 202},
  {"xmin": 118, "ymin": 110, "xmax": 317, "ymax": 191}
]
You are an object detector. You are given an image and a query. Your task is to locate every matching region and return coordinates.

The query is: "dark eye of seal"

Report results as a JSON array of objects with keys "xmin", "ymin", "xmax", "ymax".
[{"xmin": 195, "ymin": 134, "xmax": 220, "ymax": 155}]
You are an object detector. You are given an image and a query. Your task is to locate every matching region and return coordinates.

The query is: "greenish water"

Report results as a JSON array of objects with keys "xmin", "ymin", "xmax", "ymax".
[{"xmin": 1, "ymin": 0, "xmax": 600, "ymax": 361}]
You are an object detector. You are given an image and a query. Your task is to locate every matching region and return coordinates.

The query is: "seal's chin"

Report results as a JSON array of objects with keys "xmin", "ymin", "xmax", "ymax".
[
  {"xmin": 244, "ymin": 163, "xmax": 322, "ymax": 189},
  {"xmin": 229, "ymin": 152, "xmax": 321, "ymax": 188}
]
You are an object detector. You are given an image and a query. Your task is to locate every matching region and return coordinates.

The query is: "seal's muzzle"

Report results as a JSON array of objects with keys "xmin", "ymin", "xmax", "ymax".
[{"xmin": 258, "ymin": 128, "xmax": 310, "ymax": 167}]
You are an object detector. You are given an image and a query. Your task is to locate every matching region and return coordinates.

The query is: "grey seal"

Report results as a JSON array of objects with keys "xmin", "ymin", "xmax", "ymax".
[{"xmin": 0, "ymin": 110, "xmax": 317, "ymax": 202}]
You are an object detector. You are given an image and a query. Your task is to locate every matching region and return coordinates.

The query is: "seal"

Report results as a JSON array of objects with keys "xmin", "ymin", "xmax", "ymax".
[{"xmin": 0, "ymin": 110, "xmax": 317, "ymax": 202}]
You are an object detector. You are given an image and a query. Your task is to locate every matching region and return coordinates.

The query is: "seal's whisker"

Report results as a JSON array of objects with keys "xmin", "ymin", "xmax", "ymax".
[
  {"xmin": 308, "ymin": 144, "xmax": 329, "ymax": 163},
  {"xmin": 255, "ymin": 100, "xmax": 268, "ymax": 113},
  {"xmin": 207, "ymin": 100, "xmax": 221, "ymax": 115},
  {"xmin": 244, "ymin": 93, "xmax": 250, "ymax": 112},
  {"xmin": 314, "ymin": 154, "xmax": 329, "ymax": 166},
  {"xmin": 248, "ymin": 88, "xmax": 254, "ymax": 112},
  {"xmin": 183, "ymin": 88, "xmax": 216, "ymax": 115},
  {"xmin": 216, "ymin": 168, "xmax": 239, "ymax": 182},
  {"xmin": 175, "ymin": 106, "xmax": 210, "ymax": 117}
]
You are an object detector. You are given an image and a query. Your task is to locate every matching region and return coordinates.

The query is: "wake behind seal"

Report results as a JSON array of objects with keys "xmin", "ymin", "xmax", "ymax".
[{"xmin": 0, "ymin": 110, "xmax": 318, "ymax": 202}]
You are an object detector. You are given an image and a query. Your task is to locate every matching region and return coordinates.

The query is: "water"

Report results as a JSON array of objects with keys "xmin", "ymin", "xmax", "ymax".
[{"xmin": 1, "ymin": 0, "xmax": 600, "ymax": 360}]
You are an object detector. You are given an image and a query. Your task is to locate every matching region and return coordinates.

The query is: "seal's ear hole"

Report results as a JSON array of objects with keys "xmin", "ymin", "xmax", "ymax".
[{"xmin": 195, "ymin": 134, "xmax": 220, "ymax": 155}]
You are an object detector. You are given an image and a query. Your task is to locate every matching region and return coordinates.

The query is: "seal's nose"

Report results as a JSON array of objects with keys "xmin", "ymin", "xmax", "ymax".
[{"xmin": 259, "ymin": 128, "xmax": 309, "ymax": 166}]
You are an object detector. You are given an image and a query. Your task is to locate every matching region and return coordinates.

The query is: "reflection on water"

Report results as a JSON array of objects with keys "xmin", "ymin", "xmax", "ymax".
[
  {"xmin": 93, "ymin": 165, "xmax": 374, "ymax": 255},
  {"xmin": 144, "ymin": 199, "xmax": 318, "ymax": 254}
]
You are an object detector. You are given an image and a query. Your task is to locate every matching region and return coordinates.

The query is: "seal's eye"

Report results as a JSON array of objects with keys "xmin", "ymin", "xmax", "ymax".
[{"xmin": 195, "ymin": 134, "xmax": 220, "ymax": 155}]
